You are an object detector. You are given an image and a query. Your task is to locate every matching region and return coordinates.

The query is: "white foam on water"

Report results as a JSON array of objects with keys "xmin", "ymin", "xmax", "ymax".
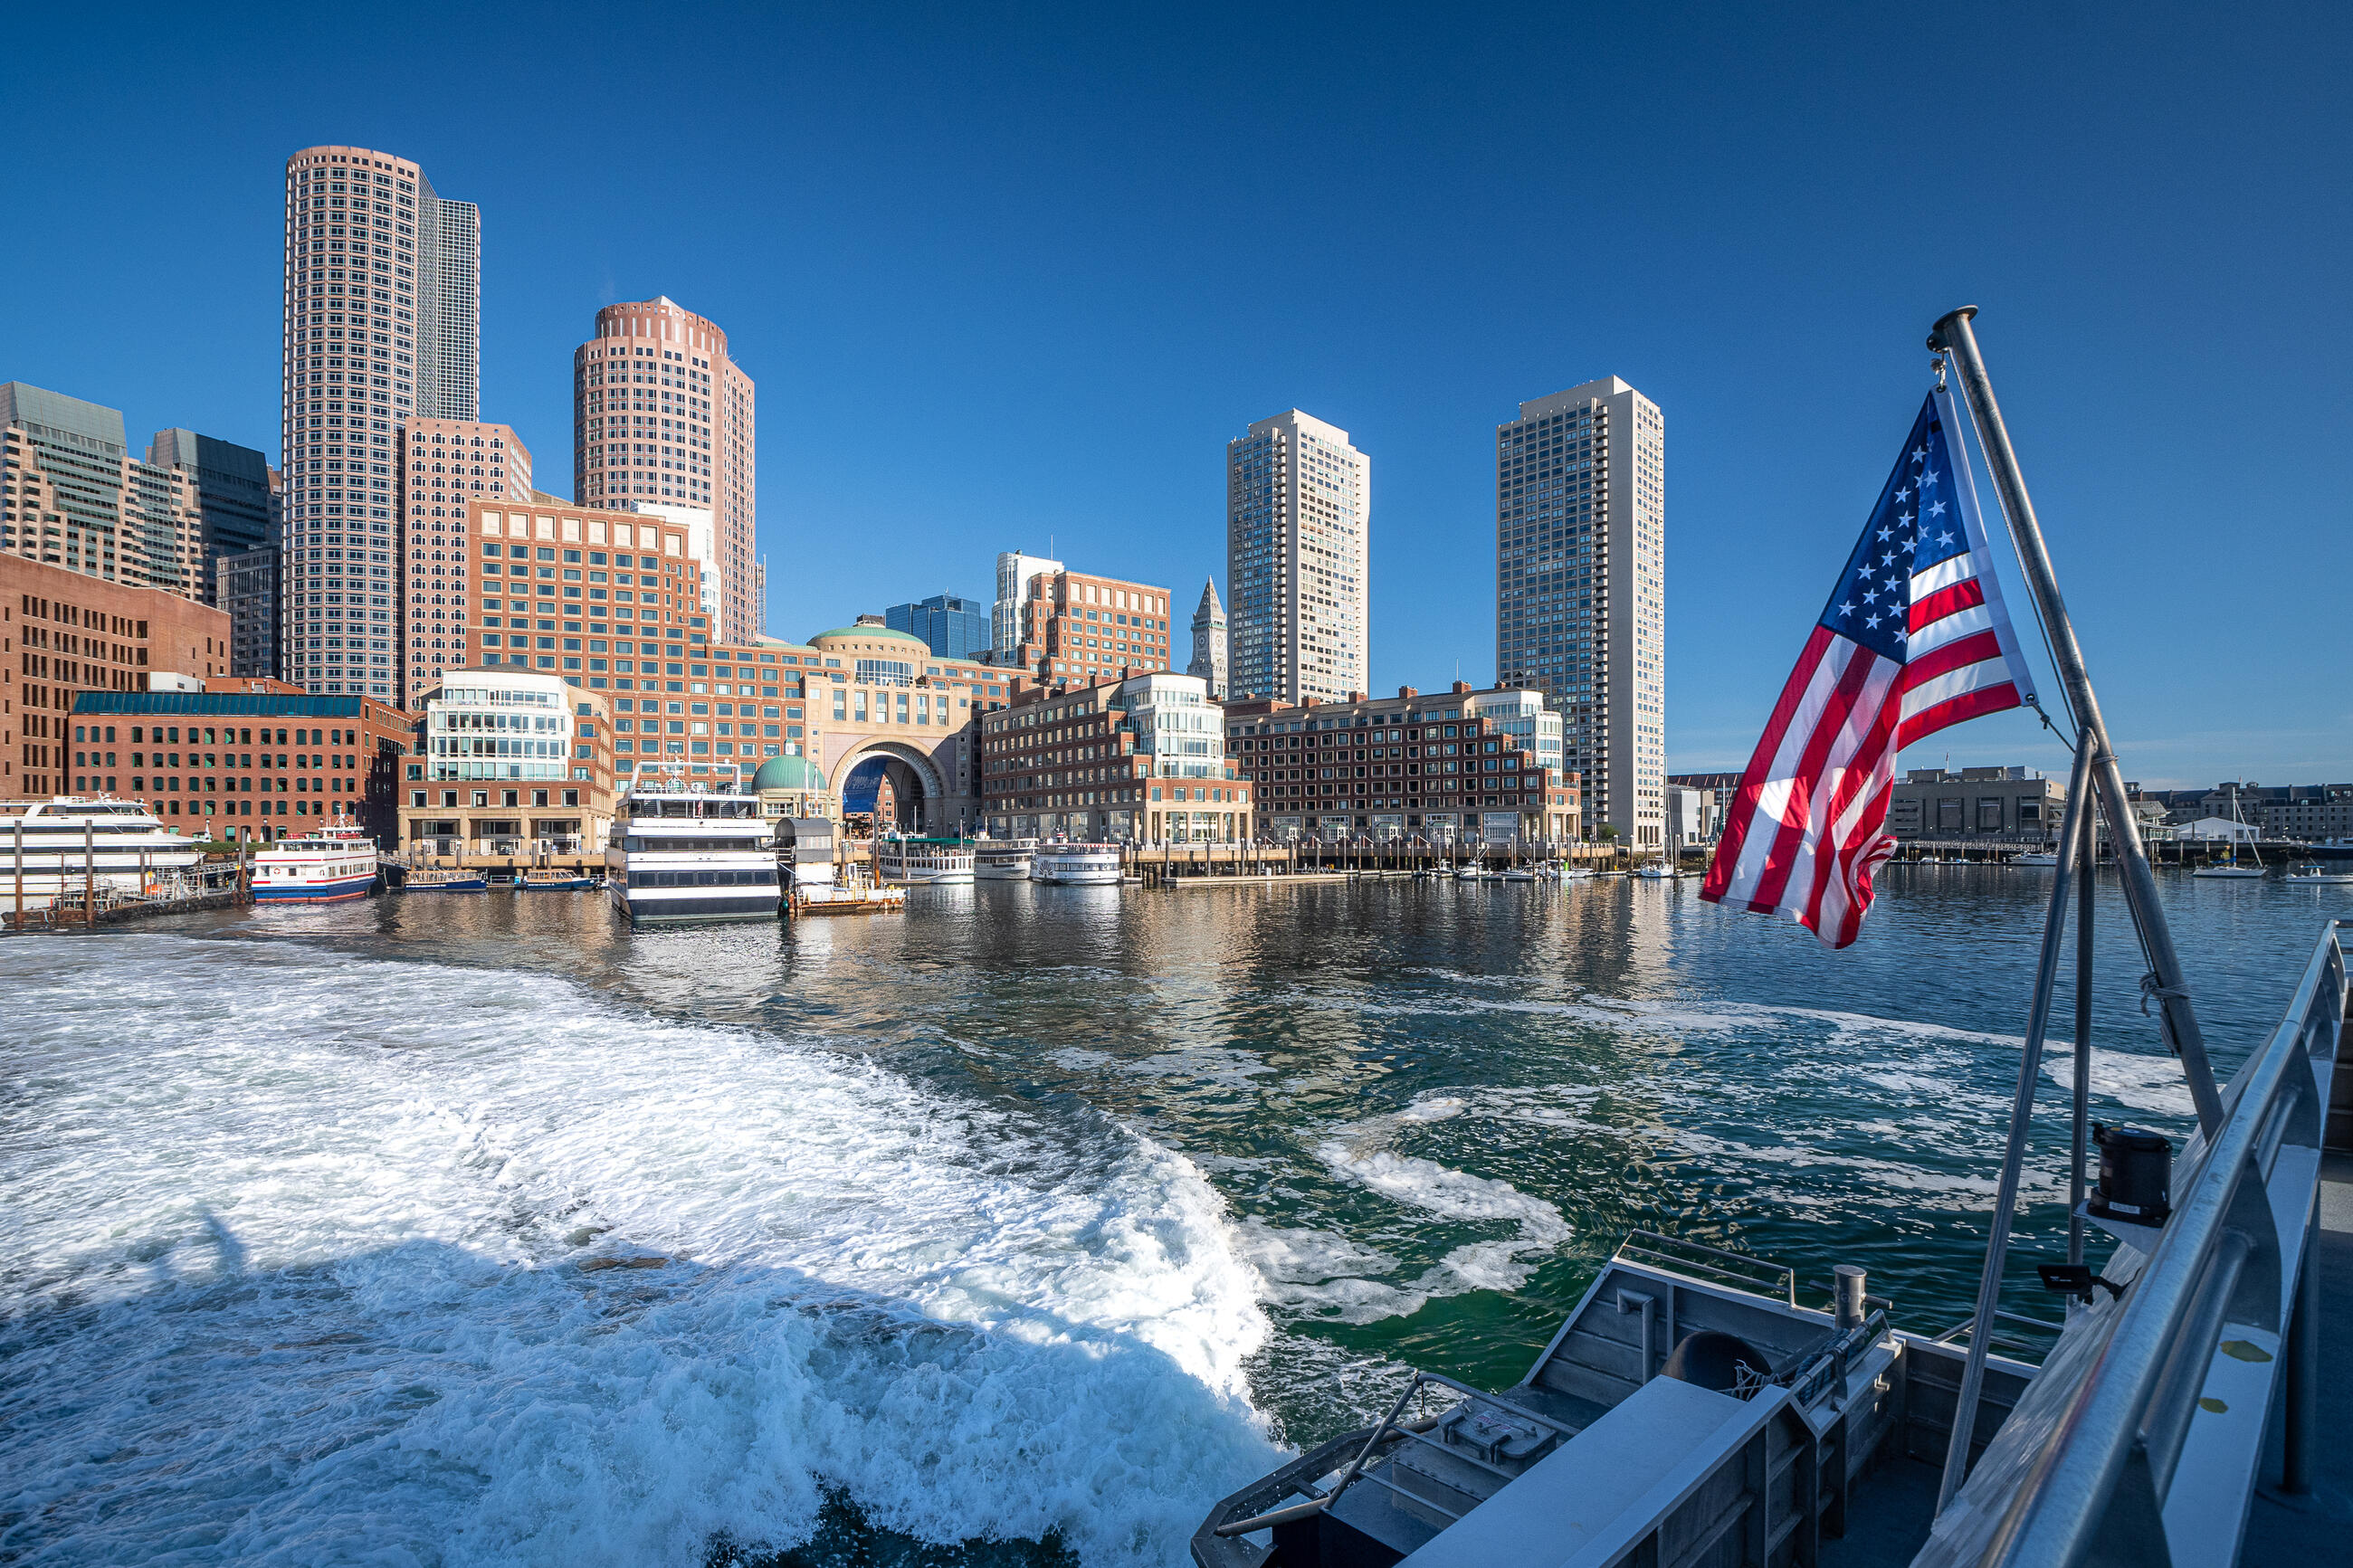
[
  {"xmin": 0, "ymin": 936, "xmax": 1282, "ymax": 1566},
  {"xmin": 1230, "ymin": 1219, "xmax": 1429, "ymax": 1325},
  {"xmin": 1299, "ymin": 1118, "xmax": 1574, "ymax": 1315},
  {"xmin": 2041, "ymin": 1046, "xmax": 2198, "ymax": 1120}
]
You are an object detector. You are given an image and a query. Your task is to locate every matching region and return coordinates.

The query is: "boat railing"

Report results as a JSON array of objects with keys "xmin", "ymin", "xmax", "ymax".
[
  {"xmin": 1960, "ymin": 918, "xmax": 2344, "ymax": 1567},
  {"xmin": 1614, "ymin": 1229, "xmax": 1800, "ymax": 1306}
]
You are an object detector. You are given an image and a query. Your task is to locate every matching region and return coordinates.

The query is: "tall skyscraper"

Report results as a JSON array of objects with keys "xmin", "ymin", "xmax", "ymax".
[
  {"xmin": 397, "ymin": 419, "xmax": 533, "ymax": 706},
  {"xmin": 572, "ymin": 297, "xmax": 760, "ymax": 643},
  {"xmin": 0, "ymin": 383, "xmax": 198, "ymax": 595},
  {"xmin": 1187, "ymin": 576, "xmax": 1228, "ymax": 698},
  {"xmin": 1225, "ymin": 409, "xmax": 1369, "ymax": 705},
  {"xmin": 992, "ymin": 549, "xmax": 1062, "ymax": 657},
  {"xmin": 147, "ymin": 429, "xmax": 274, "ymax": 586},
  {"xmin": 281, "ymin": 144, "xmax": 483, "ymax": 700},
  {"xmin": 1494, "ymin": 375, "xmax": 1664, "ymax": 847}
]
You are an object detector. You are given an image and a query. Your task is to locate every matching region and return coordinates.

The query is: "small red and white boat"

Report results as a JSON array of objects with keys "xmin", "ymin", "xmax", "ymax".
[{"xmin": 252, "ymin": 821, "xmax": 379, "ymax": 904}]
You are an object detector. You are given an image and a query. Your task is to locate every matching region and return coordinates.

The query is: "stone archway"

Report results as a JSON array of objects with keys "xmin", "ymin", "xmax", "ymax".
[{"xmin": 829, "ymin": 739, "xmax": 950, "ymax": 833}]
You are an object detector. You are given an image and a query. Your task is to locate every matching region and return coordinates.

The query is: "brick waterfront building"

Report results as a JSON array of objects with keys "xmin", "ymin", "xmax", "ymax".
[
  {"xmin": 71, "ymin": 677, "xmax": 413, "ymax": 844},
  {"xmin": 1223, "ymin": 680, "xmax": 1579, "ymax": 845},
  {"xmin": 5, "ymin": 551, "xmax": 231, "ymax": 799},
  {"xmin": 981, "ymin": 670, "xmax": 1252, "ymax": 843}
]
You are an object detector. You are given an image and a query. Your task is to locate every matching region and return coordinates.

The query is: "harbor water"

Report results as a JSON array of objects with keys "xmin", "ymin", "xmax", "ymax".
[{"xmin": 3, "ymin": 869, "xmax": 2341, "ymax": 1565}]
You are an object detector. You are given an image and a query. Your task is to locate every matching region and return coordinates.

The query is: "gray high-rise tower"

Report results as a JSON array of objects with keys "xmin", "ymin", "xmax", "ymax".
[
  {"xmin": 1187, "ymin": 576, "xmax": 1228, "ymax": 698},
  {"xmin": 280, "ymin": 144, "xmax": 483, "ymax": 699},
  {"xmin": 1494, "ymin": 376, "xmax": 1664, "ymax": 847}
]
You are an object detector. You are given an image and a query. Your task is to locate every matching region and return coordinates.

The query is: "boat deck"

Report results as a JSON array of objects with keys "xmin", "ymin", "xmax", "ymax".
[{"xmin": 2243, "ymin": 1147, "xmax": 2353, "ymax": 1553}]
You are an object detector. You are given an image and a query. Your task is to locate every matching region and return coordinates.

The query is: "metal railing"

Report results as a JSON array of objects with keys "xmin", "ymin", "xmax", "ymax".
[
  {"xmin": 1615, "ymin": 1229, "xmax": 1800, "ymax": 1306},
  {"xmin": 1969, "ymin": 919, "xmax": 2344, "ymax": 1566}
]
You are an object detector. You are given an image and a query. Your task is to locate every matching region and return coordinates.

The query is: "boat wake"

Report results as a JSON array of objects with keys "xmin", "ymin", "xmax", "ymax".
[{"xmin": 0, "ymin": 935, "xmax": 1280, "ymax": 1566}]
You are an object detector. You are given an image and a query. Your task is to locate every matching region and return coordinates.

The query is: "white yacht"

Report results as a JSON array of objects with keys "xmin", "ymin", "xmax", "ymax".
[
  {"xmin": 872, "ymin": 835, "xmax": 976, "ymax": 885},
  {"xmin": 605, "ymin": 773, "xmax": 779, "ymax": 923},
  {"xmin": 0, "ymin": 796, "xmax": 205, "ymax": 904},
  {"xmin": 1031, "ymin": 842, "xmax": 1123, "ymax": 885},
  {"xmin": 974, "ymin": 837, "xmax": 1039, "ymax": 880},
  {"xmin": 252, "ymin": 821, "xmax": 379, "ymax": 905}
]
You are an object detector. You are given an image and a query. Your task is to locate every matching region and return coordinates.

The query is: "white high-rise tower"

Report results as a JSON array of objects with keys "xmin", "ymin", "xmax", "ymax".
[
  {"xmin": 280, "ymin": 144, "xmax": 482, "ymax": 699},
  {"xmin": 992, "ymin": 549, "xmax": 1062, "ymax": 658},
  {"xmin": 1495, "ymin": 376, "xmax": 1664, "ymax": 846},
  {"xmin": 1225, "ymin": 409, "xmax": 1368, "ymax": 704}
]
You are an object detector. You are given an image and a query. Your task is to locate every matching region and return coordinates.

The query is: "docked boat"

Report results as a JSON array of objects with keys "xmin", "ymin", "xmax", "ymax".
[
  {"xmin": 872, "ymin": 834, "xmax": 976, "ymax": 885},
  {"xmin": 604, "ymin": 774, "xmax": 779, "ymax": 922},
  {"xmin": 0, "ymin": 795, "xmax": 205, "ymax": 903},
  {"xmin": 1634, "ymin": 862, "xmax": 1678, "ymax": 880},
  {"xmin": 517, "ymin": 867, "xmax": 593, "ymax": 890},
  {"xmin": 403, "ymin": 867, "xmax": 489, "ymax": 892},
  {"xmin": 2192, "ymin": 794, "xmax": 2266, "ymax": 878},
  {"xmin": 2284, "ymin": 862, "xmax": 2353, "ymax": 884},
  {"xmin": 2012, "ymin": 851, "xmax": 2060, "ymax": 866},
  {"xmin": 1031, "ymin": 842, "xmax": 1122, "ymax": 885},
  {"xmin": 974, "ymin": 837, "xmax": 1040, "ymax": 880},
  {"xmin": 790, "ymin": 860, "xmax": 907, "ymax": 917},
  {"xmin": 252, "ymin": 822, "xmax": 378, "ymax": 904}
]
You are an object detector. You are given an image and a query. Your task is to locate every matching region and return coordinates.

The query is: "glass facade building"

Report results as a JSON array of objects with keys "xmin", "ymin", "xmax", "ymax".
[{"xmin": 886, "ymin": 593, "xmax": 990, "ymax": 660}]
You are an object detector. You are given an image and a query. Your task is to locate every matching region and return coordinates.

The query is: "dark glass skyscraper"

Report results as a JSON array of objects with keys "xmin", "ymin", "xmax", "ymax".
[{"xmin": 886, "ymin": 594, "xmax": 990, "ymax": 659}]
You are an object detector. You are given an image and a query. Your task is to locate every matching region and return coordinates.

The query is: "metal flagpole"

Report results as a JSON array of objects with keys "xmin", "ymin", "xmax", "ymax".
[
  {"xmin": 1928, "ymin": 308, "xmax": 2223, "ymax": 1135},
  {"xmin": 2069, "ymin": 787, "xmax": 2096, "ymax": 1269},
  {"xmin": 1935, "ymin": 736, "xmax": 2095, "ymax": 1514}
]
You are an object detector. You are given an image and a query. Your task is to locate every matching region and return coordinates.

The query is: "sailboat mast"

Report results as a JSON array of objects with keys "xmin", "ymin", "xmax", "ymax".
[{"xmin": 1928, "ymin": 308, "xmax": 2222, "ymax": 1134}]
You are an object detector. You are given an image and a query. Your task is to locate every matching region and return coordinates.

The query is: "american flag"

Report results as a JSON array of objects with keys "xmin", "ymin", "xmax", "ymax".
[{"xmin": 1701, "ymin": 388, "xmax": 2032, "ymax": 947}]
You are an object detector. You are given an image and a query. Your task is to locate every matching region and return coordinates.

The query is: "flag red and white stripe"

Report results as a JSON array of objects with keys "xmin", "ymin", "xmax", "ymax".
[{"xmin": 1701, "ymin": 388, "xmax": 2032, "ymax": 947}]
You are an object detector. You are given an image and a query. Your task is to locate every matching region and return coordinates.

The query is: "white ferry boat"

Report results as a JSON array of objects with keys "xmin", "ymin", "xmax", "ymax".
[
  {"xmin": 974, "ymin": 837, "xmax": 1039, "ymax": 880},
  {"xmin": 1030, "ymin": 842, "xmax": 1122, "ymax": 885},
  {"xmin": 872, "ymin": 835, "xmax": 976, "ymax": 885},
  {"xmin": 605, "ymin": 773, "xmax": 779, "ymax": 923},
  {"xmin": 252, "ymin": 821, "xmax": 378, "ymax": 904},
  {"xmin": 0, "ymin": 796, "xmax": 205, "ymax": 903}
]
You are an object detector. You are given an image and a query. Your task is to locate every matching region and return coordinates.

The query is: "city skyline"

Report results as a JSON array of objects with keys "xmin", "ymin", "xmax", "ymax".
[{"xmin": 1, "ymin": 10, "xmax": 2343, "ymax": 786}]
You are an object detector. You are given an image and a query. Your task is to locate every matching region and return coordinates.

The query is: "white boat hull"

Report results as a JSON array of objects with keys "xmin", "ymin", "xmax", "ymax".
[{"xmin": 1032, "ymin": 847, "xmax": 1122, "ymax": 885}]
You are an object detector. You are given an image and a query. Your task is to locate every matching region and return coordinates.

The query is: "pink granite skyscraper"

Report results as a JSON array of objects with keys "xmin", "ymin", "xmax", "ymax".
[{"xmin": 571, "ymin": 297, "xmax": 760, "ymax": 642}]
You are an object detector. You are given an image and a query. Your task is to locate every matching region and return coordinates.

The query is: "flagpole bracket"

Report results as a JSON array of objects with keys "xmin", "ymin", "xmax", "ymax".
[{"xmin": 1926, "ymin": 306, "xmax": 1980, "ymax": 350}]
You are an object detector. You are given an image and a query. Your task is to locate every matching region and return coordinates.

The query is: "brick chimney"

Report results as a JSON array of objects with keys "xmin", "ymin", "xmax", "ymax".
[
  {"xmin": 1397, "ymin": 686, "xmax": 1418, "ymax": 699},
  {"xmin": 1452, "ymin": 679, "xmax": 1472, "ymax": 695}
]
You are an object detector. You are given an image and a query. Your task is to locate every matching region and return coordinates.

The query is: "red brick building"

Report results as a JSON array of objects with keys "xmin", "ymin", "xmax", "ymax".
[
  {"xmin": 1223, "ymin": 680, "xmax": 1579, "ymax": 845},
  {"xmin": 71, "ymin": 676, "xmax": 414, "ymax": 843},
  {"xmin": 4, "ymin": 551, "xmax": 231, "ymax": 798}
]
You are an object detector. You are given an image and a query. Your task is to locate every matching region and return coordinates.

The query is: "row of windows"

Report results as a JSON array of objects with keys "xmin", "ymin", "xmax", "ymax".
[
  {"xmin": 629, "ymin": 869, "xmax": 777, "ymax": 888},
  {"xmin": 74, "ymin": 725, "xmax": 358, "ymax": 746}
]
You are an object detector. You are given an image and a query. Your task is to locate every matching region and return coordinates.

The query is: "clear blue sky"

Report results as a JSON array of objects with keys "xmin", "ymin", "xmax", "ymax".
[{"xmin": 4, "ymin": 5, "xmax": 2344, "ymax": 787}]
